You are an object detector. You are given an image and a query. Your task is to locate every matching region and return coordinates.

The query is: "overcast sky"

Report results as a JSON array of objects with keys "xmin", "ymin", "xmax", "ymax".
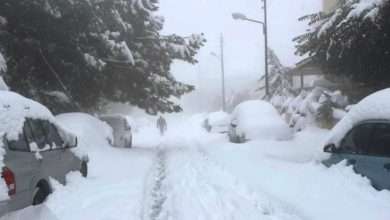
[{"xmin": 157, "ymin": 0, "xmax": 322, "ymax": 113}]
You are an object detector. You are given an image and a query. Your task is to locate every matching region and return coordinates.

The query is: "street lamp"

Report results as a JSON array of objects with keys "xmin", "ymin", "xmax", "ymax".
[
  {"xmin": 232, "ymin": 4, "xmax": 269, "ymax": 98},
  {"xmin": 211, "ymin": 45, "xmax": 226, "ymax": 112}
]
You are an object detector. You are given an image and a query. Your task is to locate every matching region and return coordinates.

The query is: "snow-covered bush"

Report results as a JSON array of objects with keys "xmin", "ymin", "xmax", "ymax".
[{"xmin": 286, "ymin": 88, "xmax": 349, "ymax": 131}]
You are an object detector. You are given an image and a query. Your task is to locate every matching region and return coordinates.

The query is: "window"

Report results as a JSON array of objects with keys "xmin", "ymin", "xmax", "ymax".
[
  {"xmin": 27, "ymin": 119, "xmax": 48, "ymax": 150},
  {"xmin": 369, "ymin": 123, "xmax": 390, "ymax": 157},
  {"xmin": 41, "ymin": 121, "xmax": 64, "ymax": 149},
  {"xmin": 123, "ymin": 119, "xmax": 131, "ymax": 131},
  {"xmin": 339, "ymin": 123, "xmax": 375, "ymax": 154},
  {"xmin": 7, "ymin": 121, "xmax": 31, "ymax": 152}
]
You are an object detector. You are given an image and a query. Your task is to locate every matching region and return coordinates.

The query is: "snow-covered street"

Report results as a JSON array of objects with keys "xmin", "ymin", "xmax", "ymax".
[{"xmin": 2, "ymin": 115, "xmax": 390, "ymax": 220}]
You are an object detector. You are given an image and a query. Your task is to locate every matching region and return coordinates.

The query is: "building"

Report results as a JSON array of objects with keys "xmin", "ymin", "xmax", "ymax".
[
  {"xmin": 287, "ymin": 58, "xmax": 324, "ymax": 90},
  {"xmin": 323, "ymin": 0, "xmax": 344, "ymax": 13},
  {"xmin": 287, "ymin": 0, "xmax": 347, "ymax": 91}
]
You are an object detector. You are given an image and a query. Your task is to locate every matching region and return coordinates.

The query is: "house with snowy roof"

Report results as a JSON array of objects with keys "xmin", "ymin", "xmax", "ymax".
[
  {"xmin": 323, "ymin": 0, "xmax": 344, "ymax": 13},
  {"xmin": 287, "ymin": 0, "xmax": 347, "ymax": 91}
]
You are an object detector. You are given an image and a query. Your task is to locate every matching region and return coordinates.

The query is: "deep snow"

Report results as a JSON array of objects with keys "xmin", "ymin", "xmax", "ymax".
[{"xmin": 2, "ymin": 113, "xmax": 390, "ymax": 219}]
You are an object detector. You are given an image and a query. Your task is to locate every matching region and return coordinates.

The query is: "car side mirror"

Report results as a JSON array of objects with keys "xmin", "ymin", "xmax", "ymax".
[
  {"xmin": 323, "ymin": 143, "xmax": 337, "ymax": 153},
  {"xmin": 67, "ymin": 137, "xmax": 78, "ymax": 148}
]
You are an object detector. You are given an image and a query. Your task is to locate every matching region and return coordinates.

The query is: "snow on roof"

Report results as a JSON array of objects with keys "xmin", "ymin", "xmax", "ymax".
[
  {"xmin": 327, "ymin": 88, "xmax": 390, "ymax": 146},
  {"xmin": 0, "ymin": 91, "xmax": 55, "ymax": 141},
  {"xmin": 0, "ymin": 91, "xmax": 80, "ymax": 155},
  {"xmin": 0, "ymin": 91, "xmax": 78, "ymax": 201},
  {"xmin": 232, "ymin": 100, "xmax": 291, "ymax": 140},
  {"xmin": 206, "ymin": 111, "xmax": 229, "ymax": 127},
  {"xmin": 56, "ymin": 113, "xmax": 113, "ymax": 147},
  {"xmin": 309, "ymin": 76, "xmax": 337, "ymax": 88}
]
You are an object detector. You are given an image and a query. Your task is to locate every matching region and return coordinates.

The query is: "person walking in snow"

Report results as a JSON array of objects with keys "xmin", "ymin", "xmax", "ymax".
[{"xmin": 157, "ymin": 115, "xmax": 167, "ymax": 136}]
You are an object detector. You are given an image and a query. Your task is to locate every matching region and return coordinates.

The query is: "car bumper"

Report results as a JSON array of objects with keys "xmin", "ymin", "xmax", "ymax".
[{"xmin": 0, "ymin": 200, "xmax": 10, "ymax": 217}]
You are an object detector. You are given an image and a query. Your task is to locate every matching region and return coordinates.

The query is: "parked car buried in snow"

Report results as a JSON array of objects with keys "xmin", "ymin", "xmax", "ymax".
[
  {"xmin": 203, "ymin": 111, "xmax": 230, "ymax": 133},
  {"xmin": 228, "ymin": 100, "xmax": 292, "ymax": 143},
  {"xmin": 0, "ymin": 91, "xmax": 88, "ymax": 217},
  {"xmin": 56, "ymin": 112, "xmax": 114, "ymax": 147},
  {"xmin": 322, "ymin": 88, "xmax": 390, "ymax": 190},
  {"xmin": 99, "ymin": 114, "xmax": 132, "ymax": 148}
]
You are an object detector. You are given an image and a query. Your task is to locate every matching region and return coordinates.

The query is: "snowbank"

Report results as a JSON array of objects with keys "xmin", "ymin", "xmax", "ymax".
[
  {"xmin": 56, "ymin": 113, "xmax": 113, "ymax": 148},
  {"xmin": 232, "ymin": 100, "xmax": 292, "ymax": 141},
  {"xmin": 202, "ymin": 127, "xmax": 390, "ymax": 220},
  {"xmin": 327, "ymin": 88, "xmax": 390, "ymax": 146}
]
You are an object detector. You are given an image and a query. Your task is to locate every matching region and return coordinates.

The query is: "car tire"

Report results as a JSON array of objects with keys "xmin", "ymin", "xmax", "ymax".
[
  {"xmin": 80, "ymin": 162, "xmax": 88, "ymax": 178},
  {"xmin": 32, "ymin": 187, "xmax": 48, "ymax": 206},
  {"xmin": 125, "ymin": 137, "xmax": 132, "ymax": 148}
]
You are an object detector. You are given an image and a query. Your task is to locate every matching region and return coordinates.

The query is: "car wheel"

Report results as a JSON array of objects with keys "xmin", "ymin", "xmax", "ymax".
[
  {"xmin": 80, "ymin": 162, "xmax": 88, "ymax": 178},
  {"xmin": 32, "ymin": 187, "xmax": 49, "ymax": 206}
]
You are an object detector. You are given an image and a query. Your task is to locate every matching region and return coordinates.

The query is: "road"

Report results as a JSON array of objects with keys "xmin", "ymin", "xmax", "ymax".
[{"xmin": 143, "ymin": 142, "xmax": 302, "ymax": 220}]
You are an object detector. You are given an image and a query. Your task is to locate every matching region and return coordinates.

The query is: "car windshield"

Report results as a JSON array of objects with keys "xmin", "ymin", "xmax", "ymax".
[{"xmin": 1, "ymin": 0, "xmax": 390, "ymax": 219}]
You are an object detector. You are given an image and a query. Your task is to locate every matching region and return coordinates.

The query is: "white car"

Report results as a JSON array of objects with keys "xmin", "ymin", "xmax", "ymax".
[
  {"xmin": 56, "ymin": 112, "xmax": 114, "ymax": 147},
  {"xmin": 99, "ymin": 114, "xmax": 133, "ymax": 148},
  {"xmin": 228, "ymin": 100, "xmax": 292, "ymax": 143},
  {"xmin": 203, "ymin": 111, "xmax": 230, "ymax": 133}
]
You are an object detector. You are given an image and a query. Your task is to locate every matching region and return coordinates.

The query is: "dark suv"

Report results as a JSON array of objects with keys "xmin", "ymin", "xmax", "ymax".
[{"xmin": 323, "ymin": 120, "xmax": 390, "ymax": 190}]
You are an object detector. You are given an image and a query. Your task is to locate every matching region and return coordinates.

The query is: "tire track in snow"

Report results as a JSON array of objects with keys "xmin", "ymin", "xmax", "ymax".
[
  {"xmin": 143, "ymin": 140, "xmax": 306, "ymax": 220},
  {"xmin": 145, "ymin": 146, "xmax": 167, "ymax": 220},
  {"xmin": 193, "ymin": 141, "xmax": 310, "ymax": 220},
  {"xmin": 158, "ymin": 142, "xmax": 305, "ymax": 220}
]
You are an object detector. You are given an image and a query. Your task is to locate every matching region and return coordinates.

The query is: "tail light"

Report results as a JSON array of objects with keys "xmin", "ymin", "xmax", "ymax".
[{"xmin": 1, "ymin": 167, "xmax": 16, "ymax": 196}]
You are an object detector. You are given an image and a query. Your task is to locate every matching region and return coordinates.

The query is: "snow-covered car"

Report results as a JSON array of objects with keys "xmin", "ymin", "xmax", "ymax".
[
  {"xmin": 99, "ymin": 114, "xmax": 132, "ymax": 148},
  {"xmin": 203, "ymin": 111, "xmax": 230, "ymax": 133},
  {"xmin": 322, "ymin": 88, "xmax": 390, "ymax": 190},
  {"xmin": 56, "ymin": 113, "xmax": 114, "ymax": 147},
  {"xmin": 228, "ymin": 100, "xmax": 292, "ymax": 143},
  {"xmin": 0, "ymin": 91, "xmax": 88, "ymax": 217}
]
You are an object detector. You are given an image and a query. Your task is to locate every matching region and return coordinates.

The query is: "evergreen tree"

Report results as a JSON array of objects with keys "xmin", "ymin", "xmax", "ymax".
[
  {"xmin": 0, "ymin": 0, "xmax": 205, "ymax": 114},
  {"xmin": 258, "ymin": 48, "xmax": 292, "ymax": 99},
  {"xmin": 294, "ymin": 0, "xmax": 390, "ymax": 99}
]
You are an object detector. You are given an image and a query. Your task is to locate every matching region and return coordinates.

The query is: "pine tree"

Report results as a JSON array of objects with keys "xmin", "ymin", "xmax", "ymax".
[
  {"xmin": 294, "ymin": 0, "xmax": 390, "ymax": 99},
  {"xmin": 0, "ymin": 0, "xmax": 205, "ymax": 114},
  {"xmin": 258, "ymin": 48, "xmax": 292, "ymax": 99}
]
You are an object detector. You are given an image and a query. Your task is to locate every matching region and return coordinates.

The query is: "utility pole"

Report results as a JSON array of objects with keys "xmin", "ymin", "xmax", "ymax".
[
  {"xmin": 263, "ymin": 0, "xmax": 269, "ymax": 98},
  {"xmin": 220, "ymin": 34, "xmax": 226, "ymax": 112}
]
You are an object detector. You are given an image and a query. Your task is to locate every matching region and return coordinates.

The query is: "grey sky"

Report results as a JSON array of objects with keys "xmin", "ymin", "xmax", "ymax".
[{"xmin": 157, "ymin": 0, "xmax": 322, "ymax": 113}]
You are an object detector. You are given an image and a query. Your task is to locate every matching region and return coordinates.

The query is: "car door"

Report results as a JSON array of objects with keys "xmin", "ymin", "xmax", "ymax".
[
  {"xmin": 26, "ymin": 119, "xmax": 65, "ymax": 183},
  {"xmin": 363, "ymin": 123, "xmax": 390, "ymax": 190},
  {"xmin": 333, "ymin": 123, "xmax": 375, "ymax": 171},
  {"xmin": 4, "ymin": 121, "xmax": 40, "ymax": 205}
]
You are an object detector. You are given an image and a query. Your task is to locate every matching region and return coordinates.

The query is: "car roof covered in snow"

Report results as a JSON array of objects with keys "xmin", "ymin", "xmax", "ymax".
[
  {"xmin": 327, "ymin": 88, "xmax": 390, "ymax": 147},
  {"xmin": 232, "ymin": 100, "xmax": 291, "ymax": 140},
  {"xmin": 0, "ymin": 91, "xmax": 80, "ymax": 153},
  {"xmin": 0, "ymin": 91, "xmax": 58, "ymax": 142},
  {"xmin": 206, "ymin": 111, "xmax": 230, "ymax": 126}
]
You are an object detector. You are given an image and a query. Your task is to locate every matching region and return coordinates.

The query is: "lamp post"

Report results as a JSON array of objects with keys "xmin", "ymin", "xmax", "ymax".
[
  {"xmin": 232, "ymin": 1, "xmax": 269, "ymax": 98},
  {"xmin": 211, "ymin": 34, "xmax": 226, "ymax": 112}
]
